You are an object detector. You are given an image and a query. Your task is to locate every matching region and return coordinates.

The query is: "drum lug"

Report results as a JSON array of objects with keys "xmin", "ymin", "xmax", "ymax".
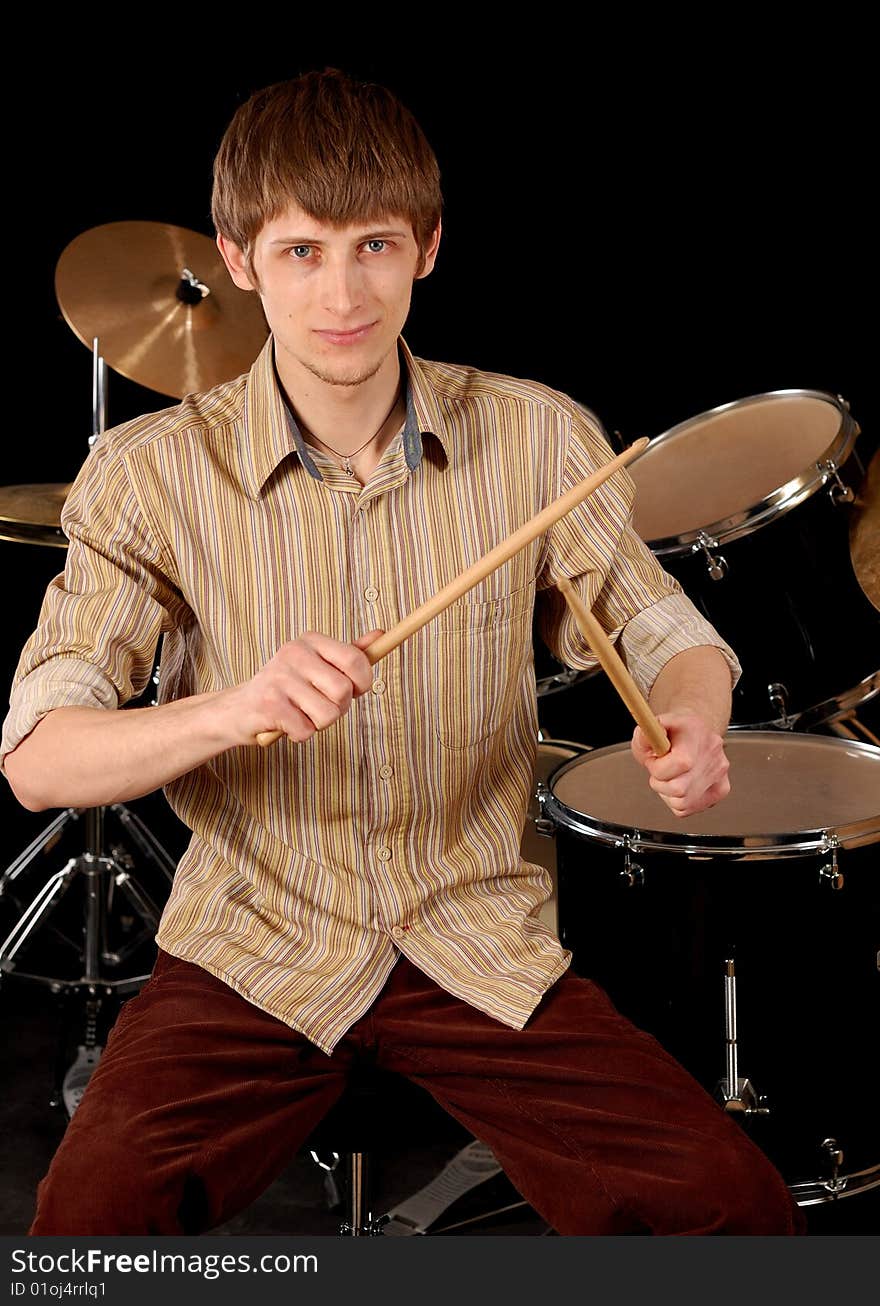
[
  {"xmin": 817, "ymin": 458, "xmax": 855, "ymax": 505},
  {"xmin": 618, "ymin": 836, "xmax": 645, "ymax": 888},
  {"xmin": 692, "ymin": 531, "xmax": 728, "ymax": 581},
  {"xmin": 767, "ymin": 682, "xmax": 795, "ymax": 726},
  {"xmin": 813, "ymin": 1139, "xmax": 851, "ymax": 1196},
  {"xmin": 822, "ymin": 1137, "xmax": 844, "ymax": 1175},
  {"xmin": 534, "ymin": 785, "xmax": 555, "ymax": 838},
  {"xmin": 818, "ymin": 835, "xmax": 844, "ymax": 890}
]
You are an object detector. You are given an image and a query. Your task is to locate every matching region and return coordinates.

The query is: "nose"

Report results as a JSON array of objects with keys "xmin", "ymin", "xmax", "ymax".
[{"xmin": 321, "ymin": 253, "xmax": 365, "ymax": 319}]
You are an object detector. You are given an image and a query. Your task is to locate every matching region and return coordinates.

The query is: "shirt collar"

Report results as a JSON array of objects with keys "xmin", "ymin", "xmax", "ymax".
[{"xmin": 242, "ymin": 334, "xmax": 450, "ymax": 496}]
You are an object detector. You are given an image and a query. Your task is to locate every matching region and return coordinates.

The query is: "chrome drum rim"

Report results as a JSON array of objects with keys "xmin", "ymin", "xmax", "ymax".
[
  {"xmin": 544, "ymin": 733, "xmax": 880, "ymax": 859},
  {"xmin": 629, "ymin": 389, "xmax": 860, "ymax": 556}
]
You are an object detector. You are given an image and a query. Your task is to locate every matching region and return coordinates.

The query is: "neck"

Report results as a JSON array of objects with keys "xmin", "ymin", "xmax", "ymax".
[{"xmin": 274, "ymin": 338, "xmax": 404, "ymax": 457}]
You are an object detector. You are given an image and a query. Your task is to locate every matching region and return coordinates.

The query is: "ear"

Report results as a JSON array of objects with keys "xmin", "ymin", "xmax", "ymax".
[
  {"xmin": 415, "ymin": 218, "xmax": 442, "ymax": 280},
  {"xmin": 216, "ymin": 233, "xmax": 257, "ymax": 291}
]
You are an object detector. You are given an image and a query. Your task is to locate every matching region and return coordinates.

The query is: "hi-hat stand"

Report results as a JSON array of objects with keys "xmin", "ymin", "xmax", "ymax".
[{"xmin": 0, "ymin": 340, "xmax": 177, "ymax": 1116}]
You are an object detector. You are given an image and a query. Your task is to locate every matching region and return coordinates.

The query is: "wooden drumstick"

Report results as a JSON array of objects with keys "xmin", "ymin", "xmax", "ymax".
[
  {"xmin": 556, "ymin": 576, "xmax": 670, "ymax": 756},
  {"xmin": 256, "ymin": 437, "xmax": 649, "ymax": 747}
]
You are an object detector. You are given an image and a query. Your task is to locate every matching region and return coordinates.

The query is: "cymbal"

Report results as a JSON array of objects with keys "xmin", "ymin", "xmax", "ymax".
[
  {"xmin": 0, "ymin": 483, "xmax": 70, "ymax": 548},
  {"xmin": 55, "ymin": 221, "xmax": 268, "ymax": 399},
  {"xmin": 850, "ymin": 447, "xmax": 880, "ymax": 612}
]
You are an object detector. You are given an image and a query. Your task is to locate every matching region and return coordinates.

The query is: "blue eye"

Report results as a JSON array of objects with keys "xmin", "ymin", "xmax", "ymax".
[
  {"xmin": 291, "ymin": 245, "xmax": 311, "ymax": 259},
  {"xmin": 366, "ymin": 240, "xmax": 386, "ymax": 253}
]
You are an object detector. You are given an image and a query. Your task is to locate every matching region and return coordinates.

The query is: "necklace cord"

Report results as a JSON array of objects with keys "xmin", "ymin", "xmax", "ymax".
[{"xmin": 301, "ymin": 388, "xmax": 403, "ymax": 472}]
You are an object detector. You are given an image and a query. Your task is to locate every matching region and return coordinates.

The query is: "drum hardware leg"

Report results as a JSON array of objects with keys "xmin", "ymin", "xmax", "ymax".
[
  {"xmin": 310, "ymin": 1149, "xmax": 388, "ymax": 1235},
  {"xmin": 715, "ymin": 958, "xmax": 770, "ymax": 1116},
  {"xmin": 817, "ymin": 459, "xmax": 855, "ymax": 505},
  {"xmin": 692, "ymin": 532, "xmax": 727, "ymax": 582},
  {"xmin": 109, "ymin": 803, "xmax": 177, "ymax": 883},
  {"xmin": 0, "ymin": 808, "xmax": 80, "ymax": 899},
  {"xmin": 0, "ymin": 804, "xmax": 173, "ymax": 1116},
  {"xmin": 818, "ymin": 836, "xmax": 844, "ymax": 891},
  {"xmin": 0, "ymin": 803, "xmax": 173, "ymax": 984},
  {"xmin": 309, "ymin": 1150, "xmax": 343, "ymax": 1210},
  {"xmin": 618, "ymin": 837, "xmax": 645, "ymax": 888},
  {"xmin": 339, "ymin": 1153, "xmax": 388, "ymax": 1236},
  {"xmin": 0, "ymin": 858, "xmax": 82, "ymax": 970}
]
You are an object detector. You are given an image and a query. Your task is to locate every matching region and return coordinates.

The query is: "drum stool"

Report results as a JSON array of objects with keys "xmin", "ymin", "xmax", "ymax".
[{"xmin": 303, "ymin": 1065, "xmax": 538, "ymax": 1236}]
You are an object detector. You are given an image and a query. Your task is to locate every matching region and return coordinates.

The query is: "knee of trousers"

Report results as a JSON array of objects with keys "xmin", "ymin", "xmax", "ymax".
[
  {"xmin": 30, "ymin": 1134, "xmax": 192, "ymax": 1236},
  {"xmin": 657, "ymin": 1133, "xmax": 803, "ymax": 1236}
]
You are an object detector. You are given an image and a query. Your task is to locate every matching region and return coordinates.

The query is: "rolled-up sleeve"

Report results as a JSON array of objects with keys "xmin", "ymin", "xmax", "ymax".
[
  {"xmin": 537, "ymin": 401, "xmax": 741, "ymax": 698},
  {"xmin": 617, "ymin": 591, "xmax": 741, "ymax": 699},
  {"xmin": 1, "ymin": 434, "xmax": 184, "ymax": 775}
]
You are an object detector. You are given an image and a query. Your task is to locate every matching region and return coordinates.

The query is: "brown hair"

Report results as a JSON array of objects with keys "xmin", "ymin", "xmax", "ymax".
[{"xmin": 212, "ymin": 68, "xmax": 443, "ymax": 280}]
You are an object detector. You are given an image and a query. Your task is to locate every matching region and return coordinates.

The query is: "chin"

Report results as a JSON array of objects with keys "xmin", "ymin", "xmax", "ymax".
[{"xmin": 308, "ymin": 347, "xmax": 391, "ymax": 388}]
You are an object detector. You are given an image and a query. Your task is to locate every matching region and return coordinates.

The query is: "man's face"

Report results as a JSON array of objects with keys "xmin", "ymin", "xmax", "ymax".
[{"xmin": 218, "ymin": 202, "xmax": 440, "ymax": 390}]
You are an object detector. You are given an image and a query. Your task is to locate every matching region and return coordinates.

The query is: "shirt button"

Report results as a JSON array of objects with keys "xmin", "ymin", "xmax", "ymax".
[
  {"xmin": 378, "ymin": 764, "xmax": 394, "ymax": 780},
  {"xmin": 377, "ymin": 847, "xmax": 392, "ymax": 862},
  {"xmin": 372, "ymin": 679, "xmax": 386, "ymax": 695},
  {"xmin": 391, "ymin": 926, "xmax": 406, "ymax": 940},
  {"xmin": 364, "ymin": 586, "xmax": 379, "ymax": 601}
]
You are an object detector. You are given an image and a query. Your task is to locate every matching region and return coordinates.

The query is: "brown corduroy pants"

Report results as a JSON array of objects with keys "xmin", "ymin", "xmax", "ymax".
[{"xmin": 29, "ymin": 950, "xmax": 804, "ymax": 1235}]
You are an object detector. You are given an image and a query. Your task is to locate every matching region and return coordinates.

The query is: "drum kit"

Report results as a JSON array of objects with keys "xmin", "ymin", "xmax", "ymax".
[
  {"xmin": 0, "ymin": 217, "xmax": 876, "ymax": 1209},
  {"xmin": 0, "ymin": 221, "xmax": 268, "ymax": 1113},
  {"xmin": 530, "ymin": 391, "xmax": 880, "ymax": 1209}
]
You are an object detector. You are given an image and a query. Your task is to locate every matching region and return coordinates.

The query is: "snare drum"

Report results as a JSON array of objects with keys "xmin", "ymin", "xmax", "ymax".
[
  {"xmin": 544, "ymin": 732, "xmax": 880, "ymax": 1204},
  {"xmin": 629, "ymin": 391, "xmax": 879, "ymax": 729}
]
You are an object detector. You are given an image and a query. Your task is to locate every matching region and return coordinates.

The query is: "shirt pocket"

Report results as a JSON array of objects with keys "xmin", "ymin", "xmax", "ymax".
[{"xmin": 433, "ymin": 582, "xmax": 534, "ymax": 749}]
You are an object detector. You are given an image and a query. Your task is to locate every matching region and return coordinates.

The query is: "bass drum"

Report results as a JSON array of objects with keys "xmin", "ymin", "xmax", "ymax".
[
  {"xmin": 543, "ymin": 732, "xmax": 880, "ymax": 1205},
  {"xmin": 628, "ymin": 390, "xmax": 879, "ymax": 729}
]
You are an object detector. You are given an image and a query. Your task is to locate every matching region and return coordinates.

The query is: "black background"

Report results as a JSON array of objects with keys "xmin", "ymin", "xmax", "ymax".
[{"xmin": 0, "ymin": 23, "xmax": 875, "ymax": 1231}]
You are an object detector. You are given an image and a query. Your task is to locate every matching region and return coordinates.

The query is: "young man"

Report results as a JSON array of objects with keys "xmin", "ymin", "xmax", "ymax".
[{"xmin": 2, "ymin": 69, "xmax": 803, "ymax": 1235}]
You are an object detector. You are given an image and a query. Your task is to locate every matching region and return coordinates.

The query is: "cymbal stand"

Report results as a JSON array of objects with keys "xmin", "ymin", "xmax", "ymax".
[
  {"xmin": 0, "ymin": 802, "xmax": 175, "ymax": 980},
  {"xmin": 90, "ymin": 334, "xmax": 106, "ymax": 450},
  {"xmin": 0, "ymin": 340, "xmax": 178, "ymax": 1115}
]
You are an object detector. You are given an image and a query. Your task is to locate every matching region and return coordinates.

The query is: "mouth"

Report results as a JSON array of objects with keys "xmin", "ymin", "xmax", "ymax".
[{"xmin": 314, "ymin": 322, "xmax": 378, "ymax": 346}]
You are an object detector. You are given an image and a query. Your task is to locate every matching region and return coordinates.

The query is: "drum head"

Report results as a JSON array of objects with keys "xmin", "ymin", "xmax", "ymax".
[
  {"xmin": 550, "ymin": 732, "xmax": 880, "ymax": 851},
  {"xmin": 630, "ymin": 391, "xmax": 850, "ymax": 545}
]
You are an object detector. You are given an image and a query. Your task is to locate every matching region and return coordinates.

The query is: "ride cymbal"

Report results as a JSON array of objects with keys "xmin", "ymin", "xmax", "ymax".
[
  {"xmin": 55, "ymin": 221, "xmax": 268, "ymax": 399},
  {"xmin": 0, "ymin": 483, "xmax": 70, "ymax": 548}
]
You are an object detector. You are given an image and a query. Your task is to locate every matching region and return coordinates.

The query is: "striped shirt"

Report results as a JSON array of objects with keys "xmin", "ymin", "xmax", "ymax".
[{"xmin": 1, "ymin": 336, "xmax": 738, "ymax": 1053}]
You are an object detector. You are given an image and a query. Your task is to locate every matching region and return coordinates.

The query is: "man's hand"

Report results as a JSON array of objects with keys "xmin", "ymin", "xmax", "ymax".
[
  {"xmin": 631, "ymin": 711, "xmax": 731, "ymax": 818},
  {"xmin": 220, "ymin": 629, "xmax": 384, "ymax": 746},
  {"xmin": 4, "ymin": 628, "xmax": 387, "ymax": 812}
]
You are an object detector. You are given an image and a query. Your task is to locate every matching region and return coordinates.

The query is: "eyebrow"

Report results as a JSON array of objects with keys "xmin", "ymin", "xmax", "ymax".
[{"xmin": 267, "ymin": 230, "xmax": 411, "ymax": 246}]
